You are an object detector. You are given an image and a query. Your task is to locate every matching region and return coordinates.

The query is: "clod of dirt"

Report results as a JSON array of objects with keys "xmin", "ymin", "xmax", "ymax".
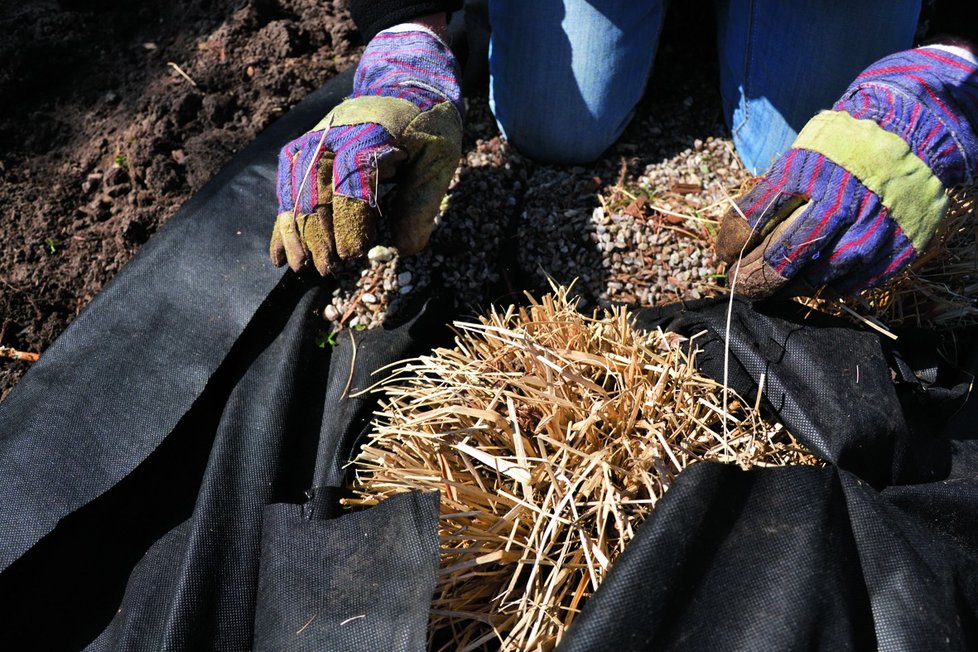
[
  {"xmin": 183, "ymin": 130, "xmax": 236, "ymax": 191},
  {"xmin": 201, "ymin": 94, "xmax": 238, "ymax": 127},
  {"xmin": 173, "ymin": 92, "xmax": 204, "ymax": 126}
]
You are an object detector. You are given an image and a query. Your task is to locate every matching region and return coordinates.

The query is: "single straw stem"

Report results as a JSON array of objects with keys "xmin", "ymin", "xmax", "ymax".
[{"xmin": 292, "ymin": 115, "xmax": 334, "ymax": 226}]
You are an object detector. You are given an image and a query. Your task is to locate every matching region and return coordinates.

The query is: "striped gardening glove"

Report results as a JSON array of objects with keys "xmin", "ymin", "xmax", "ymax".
[
  {"xmin": 716, "ymin": 45, "xmax": 978, "ymax": 297},
  {"xmin": 270, "ymin": 25, "xmax": 463, "ymax": 275}
]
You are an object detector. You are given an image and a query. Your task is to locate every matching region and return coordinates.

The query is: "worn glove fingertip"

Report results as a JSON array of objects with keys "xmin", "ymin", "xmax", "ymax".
[
  {"xmin": 390, "ymin": 188, "xmax": 441, "ymax": 255},
  {"xmin": 734, "ymin": 260, "xmax": 791, "ymax": 298},
  {"xmin": 272, "ymin": 212, "xmax": 307, "ymax": 271},
  {"xmin": 308, "ymin": 242, "xmax": 334, "ymax": 276},
  {"xmin": 333, "ymin": 194, "xmax": 378, "ymax": 260},
  {"xmin": 715, "ymin": 207, "xmax": 755, "ymax": 263},
  {"xmin": 269, "ymin": 227, "xmax": 287, "ymax": 267},
  {"xmin": 312, "ymin": 256, "xmax": 332, "ymax": 276},
  {"xmin": 297, "ymin": 209, "xmax": 337, "ymax": 276}
]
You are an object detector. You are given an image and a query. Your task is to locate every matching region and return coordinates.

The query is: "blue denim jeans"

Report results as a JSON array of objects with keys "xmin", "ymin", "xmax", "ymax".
[
  {"xmin": 488, "ymin": 0, "xmax": 667, "ymax": 164},
  {"xmin": 488, "ymin": 0, "xmax": 921, "ymax": 172}
]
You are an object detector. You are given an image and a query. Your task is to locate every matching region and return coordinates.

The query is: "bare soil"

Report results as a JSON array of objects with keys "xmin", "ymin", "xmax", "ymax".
[{"xmin": 0, "ymin": 0, "xmax": 361, "ymax": 398}]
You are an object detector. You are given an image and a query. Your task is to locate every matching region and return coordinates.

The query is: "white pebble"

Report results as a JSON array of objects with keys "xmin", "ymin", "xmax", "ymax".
[
  {"xmin": 361, "ymin": 292, "xmax": 377, "ymax": 304},
  {"xmin": 367, "ymin": 245, "xmax": 394, "ymax": 263},
  {"xmin": 397, "ymin": 271, "xmax": 413, "ymax": 286}
]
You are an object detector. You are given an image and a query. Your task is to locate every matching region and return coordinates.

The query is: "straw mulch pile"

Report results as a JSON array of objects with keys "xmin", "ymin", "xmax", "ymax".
[
  {"xmin": 345, "ymin": 286, "xmax": 820, "ymax": 651},
  {"xmin": 799, "ymin": 184, "xmax": 978, "ymax": 333}
]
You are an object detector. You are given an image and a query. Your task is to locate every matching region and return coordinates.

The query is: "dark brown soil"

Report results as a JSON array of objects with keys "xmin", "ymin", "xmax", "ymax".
[{"xmin": 0, "ymin": 0, "xmax": 361, "ymax": 399}]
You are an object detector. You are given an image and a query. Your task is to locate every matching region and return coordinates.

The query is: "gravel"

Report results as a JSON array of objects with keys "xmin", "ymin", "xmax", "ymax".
[{"xmin": 321, "ymin": 43, "xmax": 752, "ymax": 331}]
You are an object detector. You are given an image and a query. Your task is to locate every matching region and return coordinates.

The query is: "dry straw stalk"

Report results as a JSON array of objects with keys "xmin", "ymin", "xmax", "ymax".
[{"xmin": 346, "ymin": 285, "xmax": 818, "ymax": 651}]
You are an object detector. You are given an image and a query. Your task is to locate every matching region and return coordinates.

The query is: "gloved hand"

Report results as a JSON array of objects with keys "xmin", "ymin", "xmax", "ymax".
[
  {"xmin": 270, "ymin": 25, "xmax": 463, "ymax": 275},
  {"xmin": 716, "ymin": 46, "xmax": 978, "ymax": 297}
]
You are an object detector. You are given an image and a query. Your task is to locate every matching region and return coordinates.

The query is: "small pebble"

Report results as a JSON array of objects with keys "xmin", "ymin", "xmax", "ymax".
[{"xmin": 367, "ymin": 245, "xmax": 395, "ymax": 263}]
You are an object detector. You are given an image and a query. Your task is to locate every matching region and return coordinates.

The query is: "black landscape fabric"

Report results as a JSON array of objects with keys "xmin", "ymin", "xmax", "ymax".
[{"xmin": 3, "ymin": 65, "xmax": 978, "ymax": 652}]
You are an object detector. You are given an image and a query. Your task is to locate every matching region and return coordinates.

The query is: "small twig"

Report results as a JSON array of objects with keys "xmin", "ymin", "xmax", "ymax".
[
  {"xmin": 753, "ymin": 371, "xmax": 766, "ymax": 414},
  {"xmin": 837, "ymin": 303, "xmax": 898, "ymax": 341},
  {"xmin": 646, "ymin": 202, "xmax": 718, "ymax": 225},
  {"xmin": 295, "ymin": 614, "xmax": 316, "ymax": 635},
  {"xmin": 660, "ymin": 222, "xmax": 709, "ymax": 241},
  {"xmin": 340, "ymin": 614, "xmax": 366, "ymax": 626},
  {"xmin": 166, "ymin": 62, "xmax": 199, "ymax": 88},
  {"xmin": 341, "ymin": 328, "xmax": 358, "ymax": 399},
  {"xmin": 1, "ymin": 278, "xmax": 40, "ymax": 312},
  {"xmin": 337, "ymin": 266, "xmax": 384, "ymax": 330},
  {"xmin": 0, "ymin": 346, "xmax": 40, "ymax": 362}
]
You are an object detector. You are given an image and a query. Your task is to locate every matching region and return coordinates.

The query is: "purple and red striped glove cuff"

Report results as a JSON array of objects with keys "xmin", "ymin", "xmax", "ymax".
[
  {"xmin": 330, "ymin": 26, "xmax": 462, "ymax": 204},
  {"xmin": 836, "ymin": 45, "xmax": 978, "ymax": 186},
  {"xmin": 353, "ymin": 26, "xmax": 463, "ymax": 117},
  {"xmin": 276, "ymin": 25, "xmax": 462, "ymax": 215}
]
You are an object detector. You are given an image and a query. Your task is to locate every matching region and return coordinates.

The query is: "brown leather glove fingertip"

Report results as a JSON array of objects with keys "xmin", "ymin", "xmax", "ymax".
[
  {"xmin": 715, "ymin": 207, "xmax": 756, "ymax": 264},
  {"xmin": 269, "ymin": 224, "xmax": 287, "ymax": 267},
  {"xmin": 332, "ymin": 194, "xmax": 378, "ymax": 260}
]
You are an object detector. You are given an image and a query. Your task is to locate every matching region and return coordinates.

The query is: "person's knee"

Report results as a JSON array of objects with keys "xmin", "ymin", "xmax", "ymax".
[{"xmin": 497, "ymin": 110, "xmax": 622, "ymax": 165}]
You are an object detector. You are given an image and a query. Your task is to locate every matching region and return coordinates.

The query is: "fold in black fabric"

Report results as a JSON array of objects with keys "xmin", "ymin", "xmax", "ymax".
[
  {"xmin": 559, "ymin": 457, "xmax": 978, "ymax": 650},
  {"xmin": 78, "ymin": 284, "xmax": 331, "ymax": 650}
]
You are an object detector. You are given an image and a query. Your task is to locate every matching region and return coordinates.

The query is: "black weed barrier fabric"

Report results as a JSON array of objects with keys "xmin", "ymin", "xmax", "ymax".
[
  {"xmin": 3, "ymin": 75, "xmax": 978, "ymax": 652},
  {"xmin": 557, "ymin": 301, "xmax": 978, "ymax": 650}
]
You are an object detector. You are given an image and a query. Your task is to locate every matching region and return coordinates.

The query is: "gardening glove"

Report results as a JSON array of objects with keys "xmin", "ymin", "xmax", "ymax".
[
  {"xmin": 270, "ymin": 25, "xmax": 463, "ymax": 275},
  {"xmin": 716, "ymin": 45, "xmax": 978, "ymax": 297}
]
